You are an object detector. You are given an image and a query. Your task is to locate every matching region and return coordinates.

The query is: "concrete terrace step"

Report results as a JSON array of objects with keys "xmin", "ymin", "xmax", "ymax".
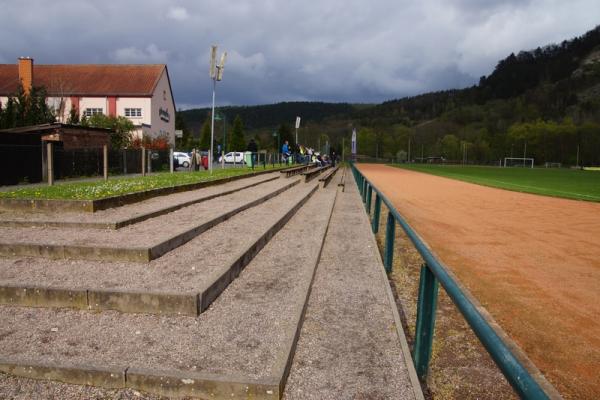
[
  {"xmin": 0, "ymin": 179, "xmax": 339, "ymax": 399},
  {"xmin": 281, "ymin": 164, "xmax": 317, "ymax": 178},
  {"xmin": 0, "ymin": 177, "xmax": 297, "ymax": 262},
  {"xmin": 302, "ymin": 166, "xmax": 330, "ymax": 182},
  {"xmin": 0, "ymin": 169, "xmax": 287, "ymax": 213},
  {"xmin": 283, "ymin": 169, "xmax": 422, "ymax": 400},
  {"xmin": 0, "ymin": 174, "xmax": 281, "ymax": 229},
  {"xmin": 338, "ymin": 166, "xmax": 347, "ymax": 189},
  {"xmin": 0, "ymin": 182, "xmax": 319, "ymax": 316},
  {"xmin": 318, "ymin": 165, "xmax": 339, "ymax": 188}
]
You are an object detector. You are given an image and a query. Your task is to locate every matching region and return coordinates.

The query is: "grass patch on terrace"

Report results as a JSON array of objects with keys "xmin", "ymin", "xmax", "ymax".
[
  {"xmin": 389, "ymin": 164, "xmax": 600, "ymax": 202},
  {"xmin": 0, "ymin": 166, "xmax": 285, "ymax": 200}
]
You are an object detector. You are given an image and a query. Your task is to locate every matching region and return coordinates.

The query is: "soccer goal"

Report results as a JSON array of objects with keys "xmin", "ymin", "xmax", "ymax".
[{"xmin": 503, "ymin": 157, "xmax": 534, "ymax": 168}]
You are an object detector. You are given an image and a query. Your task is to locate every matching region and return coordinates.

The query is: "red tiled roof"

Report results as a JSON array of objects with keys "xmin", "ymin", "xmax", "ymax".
[{"xmin": 0, "ymin": 64, "xmax": 166, "ymax": 96}]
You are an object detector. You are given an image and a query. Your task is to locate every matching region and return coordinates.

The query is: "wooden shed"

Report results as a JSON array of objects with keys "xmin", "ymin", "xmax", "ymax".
[{"xmin": 0, "ymin": 123, "xmax": 112, "ymax": 186}]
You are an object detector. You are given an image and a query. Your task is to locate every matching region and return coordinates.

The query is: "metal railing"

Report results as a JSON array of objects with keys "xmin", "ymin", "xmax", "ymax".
[{"xmin": 350, "ymin": 163, "xmax": 556, "ymax": 400}]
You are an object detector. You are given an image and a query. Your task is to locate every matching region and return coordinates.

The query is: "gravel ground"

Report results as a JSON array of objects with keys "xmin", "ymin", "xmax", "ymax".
[
  {"xmin": 0, "ymin": 184, "xmax": 338, "ymax": 387},
  {"xmin": 0, "ymin": 182, "xmax": 316, "ymax": 293},
  {"xmin": 0, "ymin": 173, "xmax": 279, "ymax": 225},
  {"xmin": 283, "ymin": 172, "xmax": 417, "ymax": 400},
  {"xmin": 0, "ymin": 178, "xmax": 291, "ymax": 248}
]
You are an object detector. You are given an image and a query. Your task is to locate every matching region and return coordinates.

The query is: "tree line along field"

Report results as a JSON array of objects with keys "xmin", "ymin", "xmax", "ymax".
[
  {"xmin": 177, "ymin": 26, "xmax": 600, "ymax": 168},
  {"xmin": 391, "ymin": 164, "xmax": 600, "ymax": 202}
]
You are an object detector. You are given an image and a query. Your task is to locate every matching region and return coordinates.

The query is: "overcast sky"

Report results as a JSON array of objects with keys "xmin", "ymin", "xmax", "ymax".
[{"xmin": 0, "ymin": 0, "xmax": 598, "ymax": 109}]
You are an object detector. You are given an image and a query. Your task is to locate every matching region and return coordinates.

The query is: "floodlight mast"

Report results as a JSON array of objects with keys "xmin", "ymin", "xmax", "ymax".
[{"xmin": 209, "ymin": 46, "xmax": 227, "ymax": 174}]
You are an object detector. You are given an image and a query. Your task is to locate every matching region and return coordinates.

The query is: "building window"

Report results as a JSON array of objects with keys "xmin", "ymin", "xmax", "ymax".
[
  {"xmin": 125, "ymin": 108, "xmax": 142, "ymax": 117},
  {"xmin": 83, "ymin": 108, "xmax": 103, "ymax": 117}
]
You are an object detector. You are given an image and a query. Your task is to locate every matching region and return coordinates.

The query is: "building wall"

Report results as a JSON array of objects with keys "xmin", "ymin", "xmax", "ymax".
[
  {"xmin": 150, "ymin": 70, "xmax": 176, "ymax": 146},
  {"xmin": 78, "ymin": 97, "xmax": 108, "ymax": 114},
  {"xmin": 117, "ymin": 97, "xmax": 152, "ymax": 140}
]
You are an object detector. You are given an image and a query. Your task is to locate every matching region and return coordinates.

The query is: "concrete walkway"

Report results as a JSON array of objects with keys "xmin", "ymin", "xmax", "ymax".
[{"xmin": 283, "ymin": 170, "xmax": 422, "ymax": 399}]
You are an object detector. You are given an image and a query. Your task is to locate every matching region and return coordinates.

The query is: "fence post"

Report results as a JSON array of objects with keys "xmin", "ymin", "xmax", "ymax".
[
  {"xmin": 413, "ymin": 263, "xmax": 439, "ymax": 379},
  {"xmin": 170, "ymin": 148, "xmax": 174, "ymax": 173},
  {"xmin": 366, "ymin": 184, "xmax": 373, "ymax": 213},
  {"xmin": 103, "ymin": 144, "xmax": 108, "ymax": 181},
  {"xmin": 47, "ymin": 142, "xmax": 54, "ymax": 186},
  {"xmin": 141, "ymin": 147, "xmax": 146, "ymax": 177},
  {"xmin": 372, "ymin": 194, "xmax": 382, "ymax": 233},
  {"xmin": 362, "ymin": 180, "xmax": 367, "ymax": 203},
  {"xmin": 384, "ymin": 212, "xmax": 395, "ymax": 273}
]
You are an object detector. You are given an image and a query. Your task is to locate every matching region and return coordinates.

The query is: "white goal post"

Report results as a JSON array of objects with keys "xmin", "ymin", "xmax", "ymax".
[{"xmin": 503, "ymin": 157, "xmax": 534, "ymax": 168}]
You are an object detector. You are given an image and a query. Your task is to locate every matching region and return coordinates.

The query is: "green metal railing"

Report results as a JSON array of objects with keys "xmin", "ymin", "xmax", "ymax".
[{"xmin": 350, "ymin": 163, "xmax": 553, "ymax": 400}]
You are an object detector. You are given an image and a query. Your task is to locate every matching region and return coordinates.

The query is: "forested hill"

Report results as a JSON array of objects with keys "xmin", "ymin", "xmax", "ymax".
[
  {"xmin": 179, "ymin": 101, "xmax": 358, "ymax": 133},
  {"xmin": 350, "ymin": 25, "xmax": 600, "ymax": 166},
  {"xmin": 177, "ymin": 26, "xmax": 600, "ymax": 166},
  {"xmin": 367, "ymin": 25, "xmax": 600, "ymax": 123}
]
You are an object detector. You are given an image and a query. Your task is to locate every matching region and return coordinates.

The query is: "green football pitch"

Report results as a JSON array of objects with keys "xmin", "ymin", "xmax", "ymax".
[{"xmin": 390, "ymin": 164, "xmax": 600, "ymax": 202}]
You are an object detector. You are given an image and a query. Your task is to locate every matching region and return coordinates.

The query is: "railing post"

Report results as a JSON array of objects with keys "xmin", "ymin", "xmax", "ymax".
[
  {"xmin": 384, "ymin": 212, "xmax": 395, "ymax": 273},
  {"xmin": 366, "ymin": 185, "xmax": 373, "ymax": 213},
  {"xmin": 362, "ymin": 180, "xmax": 367, "ymax": 203},
  {"xmin": 413, "ymin": 263, "xmax": 439, "ymax": 379},
  {"xmin": 372, "ymin": 194, "xmax": 382, "ymax": 233}
]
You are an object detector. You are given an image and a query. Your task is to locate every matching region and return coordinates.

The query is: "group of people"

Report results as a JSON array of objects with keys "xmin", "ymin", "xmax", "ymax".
[{"xmin": 281, "ymin": 140, "xmax": 338, "ymax": 167}]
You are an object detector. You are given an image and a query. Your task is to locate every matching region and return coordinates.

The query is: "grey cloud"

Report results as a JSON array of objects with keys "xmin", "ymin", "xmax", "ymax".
[{"xmin": 0, "ymin": 0, "xmax": 598, "ymax": 107}]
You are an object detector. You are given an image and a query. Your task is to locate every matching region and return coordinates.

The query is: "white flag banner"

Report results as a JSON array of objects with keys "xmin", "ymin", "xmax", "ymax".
[
  {"xmin": 351, "ymin": 128, "xmax": 357, "ymax": 155},
  {"xmin": 295, "ymin": 116, "xmax": 301, "ymax": 129}
]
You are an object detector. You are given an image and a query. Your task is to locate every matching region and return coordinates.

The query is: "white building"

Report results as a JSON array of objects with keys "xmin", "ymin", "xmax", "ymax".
[{"xmin": 0, "ymin": 57, "xmax": 176, "ymax": 145}]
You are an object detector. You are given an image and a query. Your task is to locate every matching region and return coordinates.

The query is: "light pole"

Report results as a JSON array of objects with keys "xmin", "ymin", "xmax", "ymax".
[
  {"xmin": 295, "ymin": 116, "xmax": 301, "ymax": 146},
  {"xmin": 215, "ymin": 112, "xmax": 226, "ymax": 168},
  {"xmin": 209, "ymin": 45, "xmax": 227, "ymax": 174}
]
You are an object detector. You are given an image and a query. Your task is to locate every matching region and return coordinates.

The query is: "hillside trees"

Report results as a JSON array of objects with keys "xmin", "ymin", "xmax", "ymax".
[
  {"xmin": 440, "ymin": 134, "xmax": 461, "ymax": 160},
  {"xmin": 175, "ymin": 110, "xmax": 193, "ymax": 149},
  {"xmin": 199, "ymin": 119, "xmax": 211, "ymax": 150},
  {"xmin": 507, "ymin": 119, "xmax": 580, "ymax": 164},
  {"xmin": 229, "ymin": 115, "xmax": 246, "ymax": 151},
  {"xmin": 275, "ymin": 123, "xmax": 293, "ymax": 150}
]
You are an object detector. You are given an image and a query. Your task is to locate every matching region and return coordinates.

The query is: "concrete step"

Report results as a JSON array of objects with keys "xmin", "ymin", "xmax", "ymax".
[
  {"xmin": 0, "ymin": 181, "xmax": 318, "ymax": 316},
  {"xmin": 283, "ymin": 169, "xmax": 422, "ymax": 400},
  {"xmin": 302, "ymin": 166, "xmax": 330, "ymax": 182},
  {"xmin": 0, "ymin": 169, "xmax": 286, "ymax": 213},
  {"xmin": 0, "ymin": 173, "xmax": 281, "ymax": 230},
  {"xmin": 318, "ymin": 165, "xmax": 339, "ymax": 188},
  {"xmin": 0, "ymin": 177, "xmax": 297, "ymax": 262},
  {"xmin": 0, "ymin": 180, "xmax": 339, "ymax": 399}
]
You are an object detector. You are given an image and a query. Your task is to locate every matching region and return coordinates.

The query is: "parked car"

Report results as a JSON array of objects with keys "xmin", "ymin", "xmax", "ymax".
[
  {"xmin": 174, "ymin": 152, "xmax": 191, "ymax": 168},
  {"xmin": 218, "ymin": 152, "xmax": 245, "ymax": 164}
]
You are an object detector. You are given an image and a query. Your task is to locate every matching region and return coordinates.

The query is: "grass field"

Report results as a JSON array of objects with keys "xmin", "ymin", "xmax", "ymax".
[
  {"xmin": 0, "ymin": 166, "xmax": 284, "ymax": 200},
  {"xmin": 389, "ymin": 164, "xmax": 600, "ymax": 202}
]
